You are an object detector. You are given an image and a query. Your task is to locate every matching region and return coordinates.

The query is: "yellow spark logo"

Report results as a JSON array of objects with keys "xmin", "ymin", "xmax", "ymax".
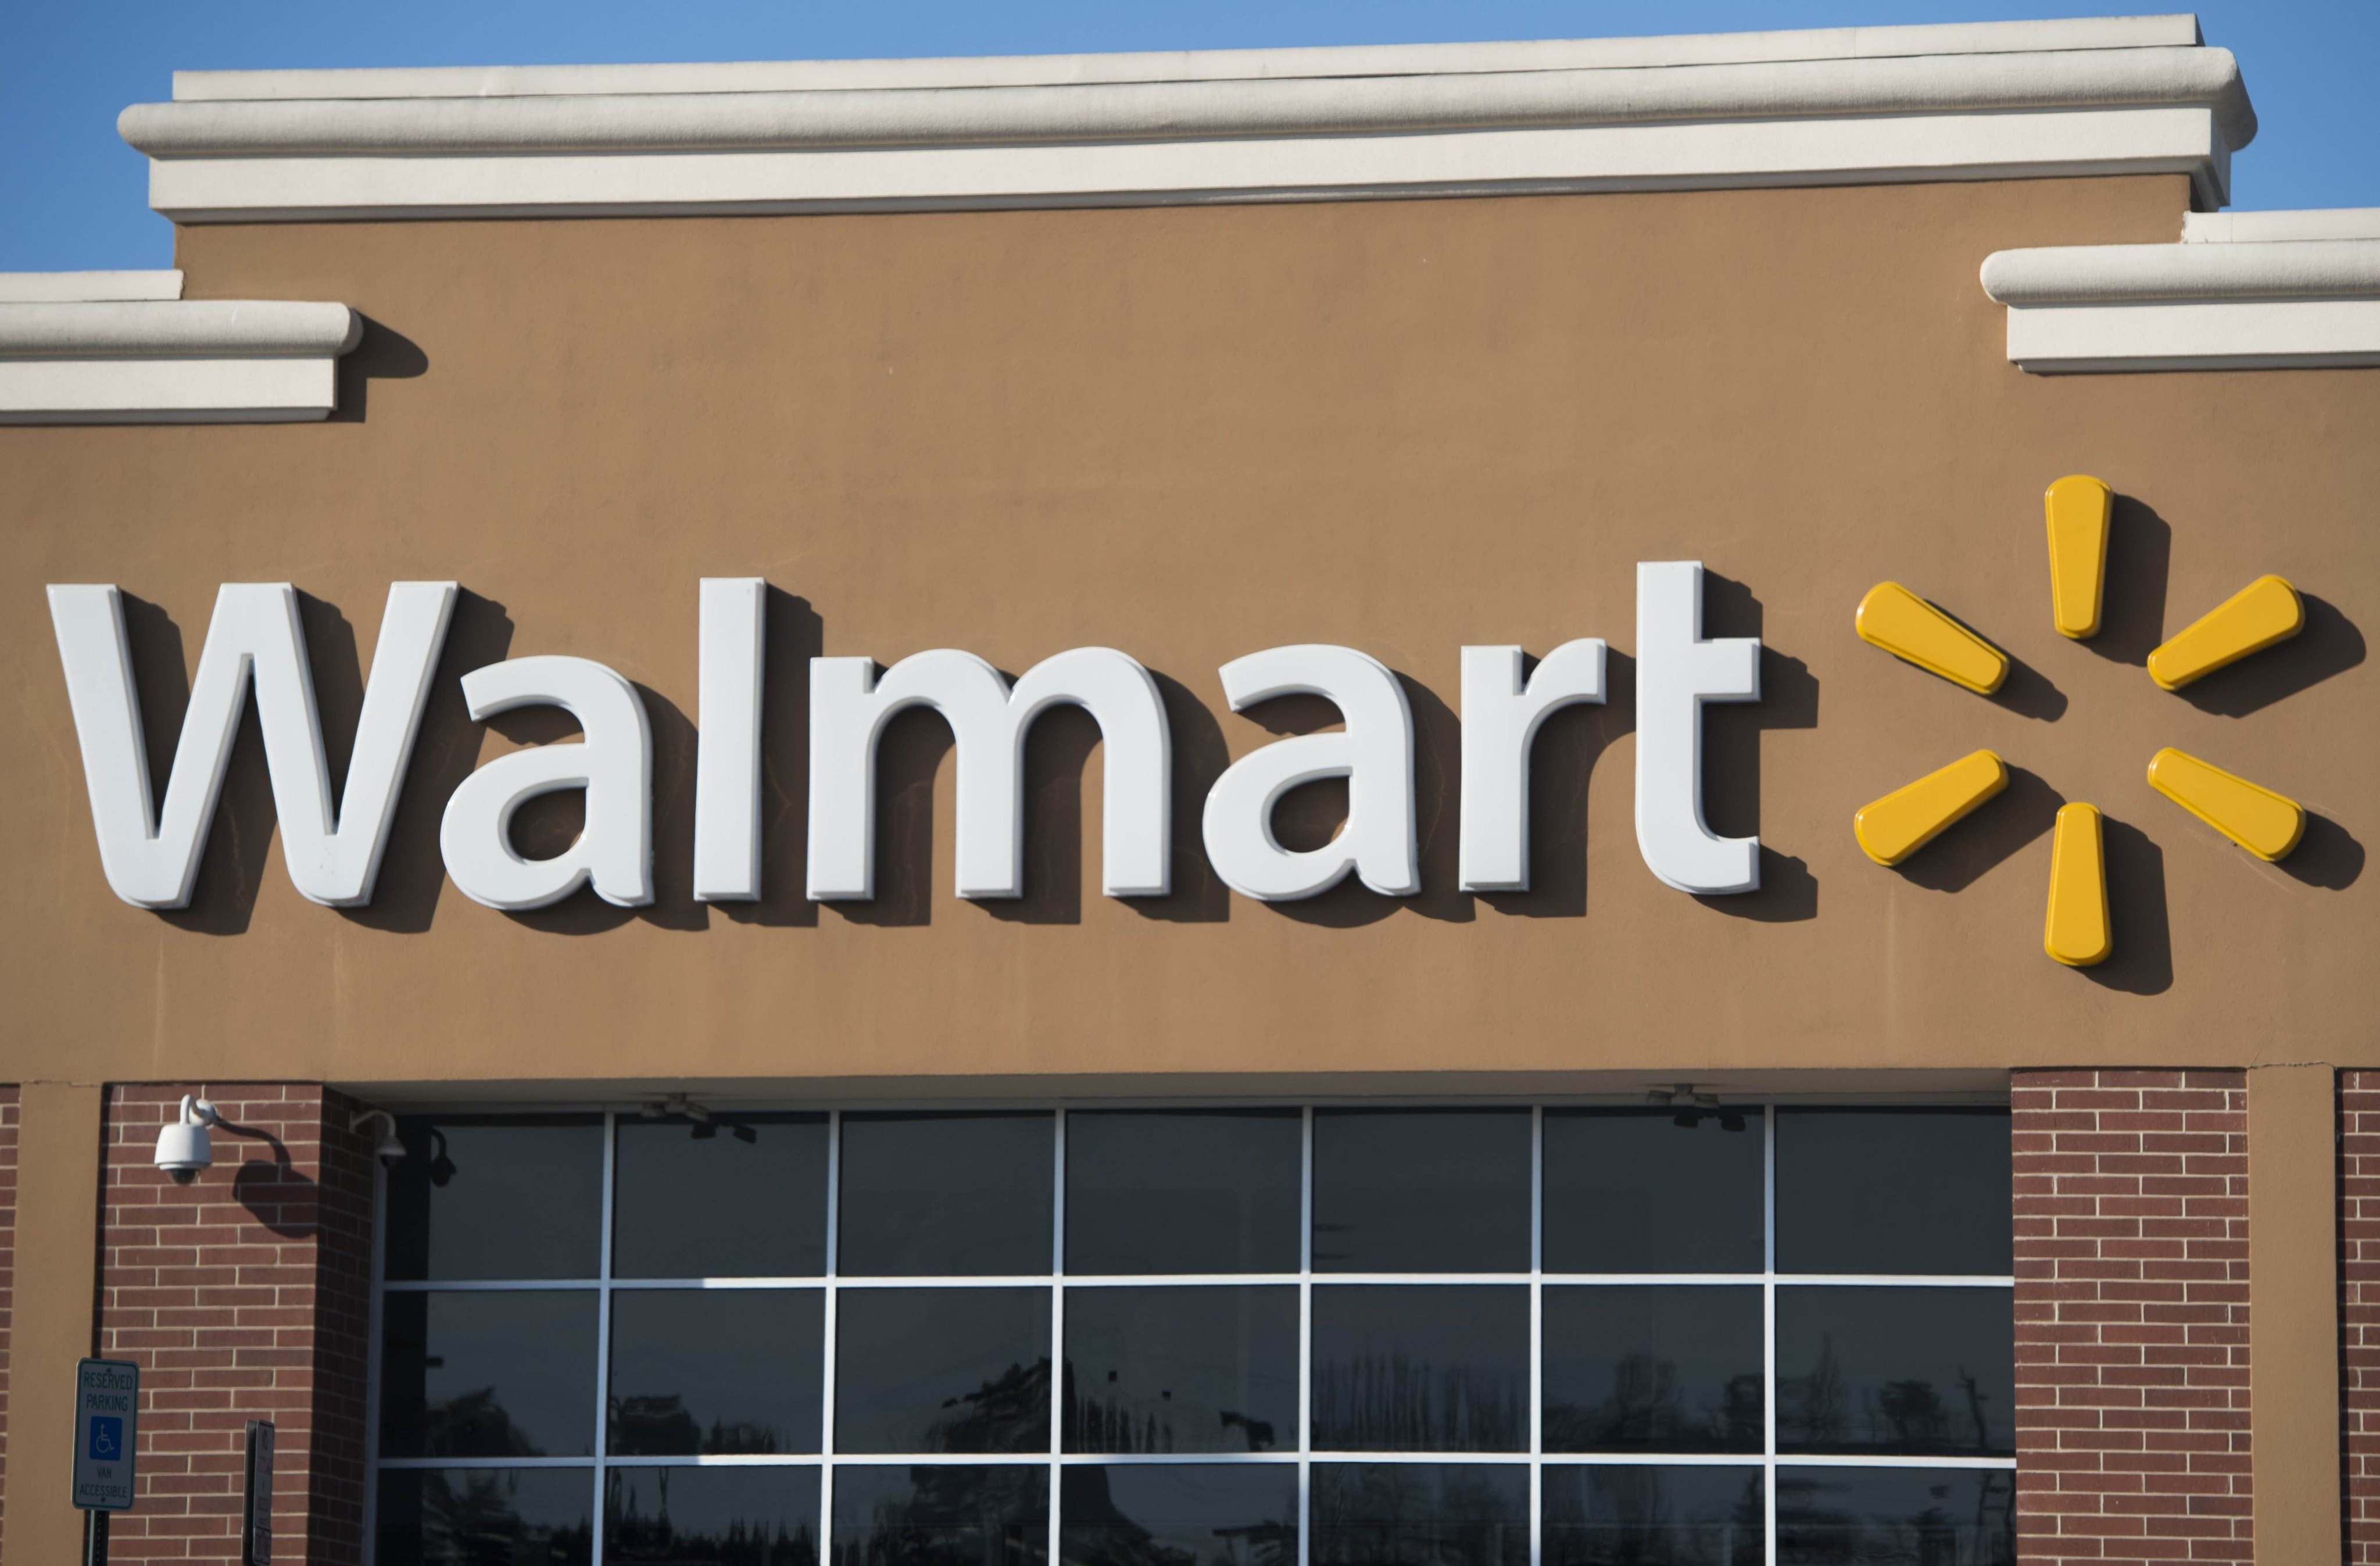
[{"xmin": 1851, "ymin": 475, "xmax": 2309, "ymax": 968}]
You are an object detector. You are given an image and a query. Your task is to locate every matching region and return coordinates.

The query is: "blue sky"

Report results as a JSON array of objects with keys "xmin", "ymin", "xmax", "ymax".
[{"xmin": 4, "ymin": 2, "xmax": 2374, "ymax": 272}]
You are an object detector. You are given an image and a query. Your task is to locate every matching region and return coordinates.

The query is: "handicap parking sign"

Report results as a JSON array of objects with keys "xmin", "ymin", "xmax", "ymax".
[{"xmin": 73, "ymin": 1358, "xmax": 139, "ymax": 1512}]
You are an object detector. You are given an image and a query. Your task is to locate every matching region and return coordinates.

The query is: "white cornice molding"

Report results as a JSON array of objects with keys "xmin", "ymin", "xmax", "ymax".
[
  {"xmin": 1980, "ymin": 230, "xmax": 2380, "ymax": 373},
  {"xmin": 0, "ymin": 270, "xmax": 184, "ymax": 303},
  {"xmin": 117, "ymin": 19, "xmax": 2256, "ymax": 223},
  {"xmin": 0, "ymin": 296, "xmax": 362, "ymax": 425}
]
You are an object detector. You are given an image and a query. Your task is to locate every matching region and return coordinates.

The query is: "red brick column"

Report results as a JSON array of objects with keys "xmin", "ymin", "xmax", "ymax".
[
  {"xmin": 2012, "ymin": 1068, "xmax": 2252, "ymax": 1564},
  {"xmin": 0, "ymin": 1084, "xmax": 18, "ymax": 1553},
  {"xmin": 2342, "ymin": 1070, "xmax": 2380, "ymax": 1563},
  {"xmin": 98, "ymin": 1085, "xmax": 377, "ymax": 1564}
]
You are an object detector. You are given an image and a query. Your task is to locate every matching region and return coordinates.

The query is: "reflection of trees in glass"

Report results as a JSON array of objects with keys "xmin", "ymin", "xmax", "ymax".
[
  {"xmin": 925, "ymin": 1359, "xmax": 1052, "ymax": 1454},
  {"xmin": 1543, "ymin": 1357, "xmax": 1761, "ymax": 1452},
  {"xmin": 1312, "ymin": 1354, "xmax": 1522, "ymax": 1451},
  {"xmin": 833, "ymin": 1468, "xmax": 1048, "ymax": 1566},
  {"xmin": 417, "ymin": 1470, "xmax": 593, "ymax": 1565},
  {"xmin": 606, "ymin": 1471, "xmax": 818, "ymax": 1565},
  {"xmin": 1781, "ymin": 1340, "xmax": 1998, "ymax": 1454},
  {"xmin": 424, "ymin": 1388, "xmax": 546, "ymax": 1457},
  {"xmin": 611, "ymin": 1393, "xmax": 786, "ymax": 1457},
  {"xmin": 1311, "ymin": 1468, "xmax": 1524, "ymax": 1566},
  {"xmin": 1062, "ymin": 1364, "xmax": 1279, "ymax": 1454},
  {"xmin": 1058, "ymin": 1468, "xmax": 1293, "ymax": 1566},
  {"xmin": 1543, "ymin": 1468, "xmax": 1762, "ymax": 1566},
  {"xmin": 1774, "ymin": 1470, "xmax": 2014, "ymax": 1566}
]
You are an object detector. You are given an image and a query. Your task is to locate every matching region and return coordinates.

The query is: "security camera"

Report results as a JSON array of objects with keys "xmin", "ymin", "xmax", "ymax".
[
  {"xmin": 351, "ymin": 1109, "xmax": 407, "ymax": 1167},
  {"xmin": 154, "ymin": 1096, "xmax": 221, "ymax": 1181}
]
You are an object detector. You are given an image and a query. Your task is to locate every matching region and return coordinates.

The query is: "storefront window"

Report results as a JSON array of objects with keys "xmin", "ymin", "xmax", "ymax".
[{"xmin": 371, "ymin": 1104, "xmax": 2014, "ymax": 1565}]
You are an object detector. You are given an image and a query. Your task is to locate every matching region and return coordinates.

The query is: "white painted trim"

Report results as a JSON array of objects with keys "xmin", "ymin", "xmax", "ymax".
[
  {"xmin": 171, "ymin": 16, "xmax": 2207, "ymax": 101},
  {"xmin": 0, "ymin": 270, "xmax": 182, "ymax": 303},
  {"xmin": 0, "ymin": 299, "xmax": 360, "ymax": 424},
  {"xmin": 1982, "ymin": 233, "xmax": 2380, "ymax": 373},
  {"xmin": 122, "ymin": 27, "xmax": 2254, "ymax": 223},
  {"xmin": 1981, "ymin": 238, "xmax": 2380, "ymax": 302},
  {"xmin": 2184, "ymin": 207, "xmax": 2380, "ymax": 244}
]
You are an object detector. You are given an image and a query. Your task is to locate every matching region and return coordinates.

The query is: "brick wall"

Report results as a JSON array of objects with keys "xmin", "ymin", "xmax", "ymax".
[
  {"xmin": 2013, "ymin": 1068, "xmax": 2252, "ymax": 1564},
  {"xmin": 0, "ymin": 1085, "xmax": 17, "ymax": 1554},
  {"xmin": 2343, "ymin": 1070, "xmax": 2380, "ymax": 1563},
  {"xmin": 99, "ymin": 1084, "xmax": 377, "ymax": 1564}
]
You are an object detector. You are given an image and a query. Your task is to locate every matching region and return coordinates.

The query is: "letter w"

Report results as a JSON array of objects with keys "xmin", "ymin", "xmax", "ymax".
[{"xmin": 48, "ymin": 582, "xmax": 457, "ymax": 909}]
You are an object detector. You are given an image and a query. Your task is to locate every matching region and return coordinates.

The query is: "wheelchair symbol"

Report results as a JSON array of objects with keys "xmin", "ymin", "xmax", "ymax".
[{"xmin": 88, "ymin": 1416, "xmax": 123, "ymax": 1463}]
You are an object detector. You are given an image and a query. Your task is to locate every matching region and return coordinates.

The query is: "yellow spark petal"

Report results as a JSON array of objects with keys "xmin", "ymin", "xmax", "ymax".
[
  {"xmin": 2146, "ymin": 574, "xmax": 2303, "ymax": 691},
  {"xmin": 2045, "ymin": 474, "xmax": 2113, "ymax": 639},
  {"xmin": 1855, "ymin": 582, "xmax": 2009, "ymax": 695},
  {"xmin": 2146, "ymin": 748, "xmax": 2306, "ymax": 861},
  {"xmin": 2044, "ymin": 803, "xmax": 2111, "ymax": 968},
  {"xmin": 1853, "ymin": 750, "xmax": 2009, "ymax": 866}
]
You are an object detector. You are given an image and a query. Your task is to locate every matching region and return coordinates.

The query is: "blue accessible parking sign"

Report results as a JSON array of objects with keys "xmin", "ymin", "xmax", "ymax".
[{"xmin": 73, "ymin": 1358, "xmax": 138, "ymax": 1511}]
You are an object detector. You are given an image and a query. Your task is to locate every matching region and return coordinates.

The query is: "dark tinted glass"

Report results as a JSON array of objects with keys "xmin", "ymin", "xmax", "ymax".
[
  {"xmin": 609, "ymin": 1289, "xmax": 824, "ymax": 1455},
  {"xmin": 1312, "ymin": 1111, "xmax": 1529, "ymax": 1272},
  {"xmin": 1311, "ymin": 1464, "xmax": 1527, "ymax": 1566},
  {"xmin": 375, "ymin": 1467, "xmax": 595, "ymax": 1565},
  {"xmin": 607, "ymin": 1465, "xmax": 821, "ymax": 1565},
  {"xmin": 1775, "ymin": 1467, "xmax": 2014, "ymax": 1565},
  {"xmin": 1542, "ymin": 1287, "xmax": 1763, "ymax": 1453},
  {"xmin": 831, "ymin": 1465, "xmax": 1048, "ymax": 1566},
  {"xmin": 1776, "ymin": 1287, "xmax": 2014, "ymax": 1455},
  {"xmin": 386, "ymin": 1115, "xmax": 604, "ymax": 1281},
  {"xmin": 1542, "ymin": 1466, "xmax": 1763, "ymax": 1566},
  {"xmin": 1775, "ymin": 1109, "xmax": 2012, "ymax": 1275},
  {"xmin": 1542, "ymin": 1111, "xmax": 1764, "ymax": 1274},
  {"xmin": 1065, "ymin": 1111, "xmax": 1301, "ymax": 1275},
  {"xmin": 835, "ymin": 1286, "xmax": 1051, "ymax": 1453},
  {"xmin": 1311, "ymin": 1285, "xmax": 1527, "ymax": 1451},
  {"xmin": 614, "ymin": 1113, "xmax": 829, "ymax": 1278},
  {"xmin": 1061, "ymin": 1464, "xmax": 1296, "ymax": 1566},
  {"xmin": 839, "ymin": 1113, "xmax": 1053, "ymax": 1277},
  {"xmin": 1064, "ymin": 1285, "xmax": 1297, "ymax": 1453},
  {"xmin": 380, "ymin": 1290, "xmax": 598, "ymax": 1457}
]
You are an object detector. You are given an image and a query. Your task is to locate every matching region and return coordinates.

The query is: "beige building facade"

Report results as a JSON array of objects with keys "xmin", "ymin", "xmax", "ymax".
[{"xmin": 1, "ymin": 13, "xmax": 2375, "ymax": 1564}]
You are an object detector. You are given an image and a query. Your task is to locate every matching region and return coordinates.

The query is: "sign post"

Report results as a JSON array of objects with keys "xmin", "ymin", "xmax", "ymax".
[
  {"xmin": 73, "ymin": 1357, "xmax": 139, "ymax": 1565},
  {"xmin": 242, "ymin": 1419, "xmax": 274, "ymax": 1565}
]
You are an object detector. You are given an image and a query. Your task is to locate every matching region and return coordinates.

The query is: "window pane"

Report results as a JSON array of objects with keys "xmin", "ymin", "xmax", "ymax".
[
  {"xmin": 835, "ymin": 1286, "xmax": 1051, "ymax": 1453},
  {"xmin": 1542, "ymin": 1466, "xmax": 1763, "ymax": 1566},
  {"xmin": 1542, "ymin": 1110, "xmax": 1763, "ymax": 1274},
  {"xmin": 1775, "ymin": 1467, "xmax": 2014, "ymax": 1565},
  {"xmin": 609, "ymin": 1289, "xmax": 824, "ymax": 1456},
  {"xmin": 1311, "ymin": 1285, "xmax": 1527, "ymax": 1451},
  {"xmin": 1311, "ymin": 1464, "xmax": 1526, "ymax": 1566},
  {"xmin": 831, "ymin": 1465, "xmax": 1048, "ymax": 1566},
  {"xmin": 839, "ymin": 1113, "xmax": 1054, "ymax": 1277},
  {"xmin": 607, "ymin": 1465, "xmax": 821, "ymax": 1566},
  {"xmin": 386, "ymin": 1115, "xmax": 604, "ymax": 1281},
  {"xmin": 375, "ymin": 1467, "xmax": 595, "ymax": 1565},
  {"xmin": 1776, "ymin": 1287, "xmax": 2014, "ymax": 1456},
  {"xmin": 380, "ymin": 1290, "xmax": 598, "ymax": 1457},
  {"xmin": 1064, "ymin": 1285, "xmax": 1297, "ymax": 1453},
  {"xmin": 1062, "ymin": 1464, "xmax": 1296, "ymax": 1566},
  {"xmin": 1775, "ymin": 1109, "xmax": 2012, "ymax": 1276},
  {"xmin": 1065, "ymin": 1110, "xmax": 1301, "ymax": 1275},
  {"xmin": 1542, "ymin": 1287, "xmax": 1763, "ymax": 1453},
  {"xmin": 615, "ymin": 1113, "xmax": 828, "ymax": 1279},
  {"xmin": 1312, "ymin": 1110, "xmax": 1529, "ymax": 1272}
]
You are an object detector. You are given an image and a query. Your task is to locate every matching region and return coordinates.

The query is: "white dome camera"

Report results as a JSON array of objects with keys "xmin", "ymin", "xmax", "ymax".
[{"xmin": 154, "ymin": 1095, "xmax": 222, "ymax": 1181}]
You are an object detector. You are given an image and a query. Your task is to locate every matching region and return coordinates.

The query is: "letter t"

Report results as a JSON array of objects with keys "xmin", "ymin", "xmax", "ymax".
[{"xmin": 1634, "ymin": 560, "xmax": 1762, "ymax": 895}]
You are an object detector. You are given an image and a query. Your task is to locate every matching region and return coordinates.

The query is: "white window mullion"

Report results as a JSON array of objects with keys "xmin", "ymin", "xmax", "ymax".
[
  {"xmin": 591, "ymin": 1109, "xmax": 618, "ymax": 1566},
  {"xmin": 821, "ymin": 1109, "xmax": 842, "ymax": 1566},
  {"xmin": 1298, "ymin": 1104, "xmax": 1314, "ymax": 1566},
  {"xmin": 1529, "ymin": 1104, "xmax": 1543, "ymax": 1566},
  {"xmin": 1050, "ymin": 1110, "xmax": 1068, "ymax": 1566},
  {"xmin": 1763, "ymin": 1102, "xmax": 1778, "ymax": 1566}
]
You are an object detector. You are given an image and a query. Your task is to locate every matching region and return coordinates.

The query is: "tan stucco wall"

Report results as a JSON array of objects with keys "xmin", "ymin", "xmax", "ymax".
[{"xmin": 3, "ymin": 173, "xmax": 2375, "ymax": 1091}]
